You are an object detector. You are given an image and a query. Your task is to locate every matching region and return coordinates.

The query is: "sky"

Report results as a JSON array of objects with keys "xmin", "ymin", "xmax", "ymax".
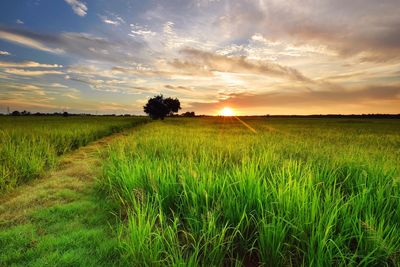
[{"xmin": 0, "ymin": 0, "xmax": 399, "ymax": 115}]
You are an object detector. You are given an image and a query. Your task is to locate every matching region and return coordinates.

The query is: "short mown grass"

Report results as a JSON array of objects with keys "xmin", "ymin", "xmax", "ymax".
[
  {"xmin": 0, "ymin": 179, "xmax": 122, "ymax": 266},
  {"xmin": 101, "ymin": 117, "xmax": 400, "ymax": 266}
]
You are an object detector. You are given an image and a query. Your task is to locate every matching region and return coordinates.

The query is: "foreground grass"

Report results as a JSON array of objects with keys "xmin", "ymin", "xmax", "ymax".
[
  {"xmin": 101, "ymin": 117, "xmax": 400, "ymax": 266},
  {"xmin": 0, "ymin": 116, "xmax": 148, "ymax": 192},
  {"xmin": 0, "ymin": 132, "xmax": 127, "ymax": 266}
]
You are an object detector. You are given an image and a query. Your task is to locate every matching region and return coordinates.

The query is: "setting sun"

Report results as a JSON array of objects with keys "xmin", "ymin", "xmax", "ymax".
[{"xmin": 220, "ymin": 107, "xmax": 235, "ymax": 116}]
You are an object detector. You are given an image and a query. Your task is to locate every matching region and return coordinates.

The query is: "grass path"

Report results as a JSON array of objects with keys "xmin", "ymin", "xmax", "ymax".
[{"xmin": 0, "ymin": 131, "xmax": 130, "ymax": 267}]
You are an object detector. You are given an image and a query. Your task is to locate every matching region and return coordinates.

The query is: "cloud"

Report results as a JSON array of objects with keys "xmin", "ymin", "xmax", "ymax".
[
  {"xmin": 0, "ymin": 60, "xmax": 64, "ymax": 76},
  {"xmin": 100, "ymin": 16, "xmax": 120, "ymax": 26},
  {"xmin": 0, "ymin": 97, "xmax": 57, "ymax": 110},
  {"xmin": 0, "ymin": 83, "xmax": 47, "ymax": 96},
  {"xmin": 40, "ymin": 82, "xmax": 81, "ymax": 99},
  {"xmin": 16, "ymin": 19, "xmax": 24, "ymax": 24},
  {"xmin": 62, "ymin": 92, "xmax": 80, "ymax": 99},
  {"xmin": 50, "ymin": 83, "xmax": 68, "ymax": 88},
  {"xmin": 189, "ymin": 84, "xmax": 400, "ymax": 114},
  {"xmin": 211, "ymin": 0, "xmax": 400, "ymax": 62},
  {"xmin": 0, "ymin": 51, "xmax": 11, "ymax": 56},
  {"xmin": 0, "ymin": 27, "xmax": 146, "ymax": 64},
  {"xmin": 100, "ymin": 14, "xmax": 125, "ymax": 26},
  {"xmin": 4, "ymin": 68, "xmax": 64, "ymax": 76},
  {"xmin": 129, "ymin": 24, "xmax": 156, "ymax": 38},
  {"xmin": 112, "ymin": 64, "xmax": 212, "ymax": 78},
  {"xmin": 102, "ymin": 18, "xmax": 120, "ymax": 26},
  {"xmin": 176, "ymin": 48, "xmax": 312, "ymax": 82},
  {"xmin": 65, "ymin": 0, "xmax": 87, "ymax": 17},
  {"xmin": 164, "ymin": 84, "xmax": 193, "ymax": 92},
  {"xmin": 0, "ymin": 0, "xmax": 398, "ymax": 115},
  {"xmin": 0, "ymin": 29, "xmax": 63, "ymax": 53},
  {"xmin": 0, "ymin": 61, "xmax": 62, "ymax": 68},
  {"xmin": 98, "ymin": 102, "xmax": 133, "ymax": 111},
  {"xmin": 112, "ymin": 47, "xmax": 311, "ymax": 83}
]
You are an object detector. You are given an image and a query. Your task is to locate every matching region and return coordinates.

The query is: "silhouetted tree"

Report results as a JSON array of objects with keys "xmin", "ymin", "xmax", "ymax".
[
  {"xmin": 164, "ymin": 97, "xmax": 181, "ymax": 116},
  {"xmin": 11, "ymin": 110, "xmax": 21, "ymax": 116},
  {"xmin": 182, "ymin": 111, "xmax": 195, "ymax": 117},
  {"xmin": 143, "ymin": 95, "xmax": 181, "ymax": 120}
]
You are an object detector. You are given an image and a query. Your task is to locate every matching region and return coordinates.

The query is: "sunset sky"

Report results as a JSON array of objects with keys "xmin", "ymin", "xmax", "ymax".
[{"xmin": 0, "ymin": 0, "xmax": 399, "ymax": 115}]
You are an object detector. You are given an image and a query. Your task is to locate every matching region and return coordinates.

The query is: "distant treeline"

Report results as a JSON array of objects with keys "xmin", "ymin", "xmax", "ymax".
[
  {"xmin": 1, "ymin": 111, "xmax": 142, "ymax": 117},
  {"xmin": 1, "ymin": 111, "xmax": 399, "ymax": 118},
  {"xmin": 257, "ymin": 114, "xmax": 400, "ymax": 119},
  {"xmin": 212, "ymin": 114, "xmax": 400, "ymax": 119},
  {"xmin": 0, "ymin": 110, "xmax": 197, "ymax": 117}
]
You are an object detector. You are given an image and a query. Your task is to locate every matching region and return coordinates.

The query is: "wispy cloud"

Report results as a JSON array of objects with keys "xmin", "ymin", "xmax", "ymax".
[
  {"xmin": 4, "ymin": 68, "xmax": 64, "ymax": 76},
  {"xmin": 0, "ymin": 83, "xmax": 47, "ymax": 96},
  {"xmin": 0, "ymin": 60, "xmax": 63, "ymax": 77},
  {"xmin": 50, "ymin": 83, "xmax": 68, "ymax": 88},
  {"xmin": 0, "ymin": 96, "xmax": 57, "ymax": 110},
  {"xmin": 101, "ymin": 18, "xmax": 120, "ymax": 26},
  {"xmin": 0, "ymin": 29, "xmax": 63, "ymax": 54},
  {"xmin": 189, "ymin": 84, "xmax": 400, "ymax": 114},
  {"xmin": 164, "ymin": 84, "xmax": 193, "ymax": 92},
  {"xmin": 176, "ymin": 48, "xmax": 312, "ymax": 82},
  {"xmin": 62, "ymin": 92, "xmax": 80, "ymax": 99},
  {"xmin": 100, "ymin": 14, "xmax": 125, "ymax": 26},
  {"xmin": 129, "ymin": 24, "xmax": 156, "ymax": 38},
  {"xmin": 0, "ymin": 51, "xmax": 11, "ymax": 56},
  {"xmin": 65, "ymin": 0, "xmax": 87, "ymax": 17},
  {"xmin": 0, "ymin": 27, "xmax": 145, "ymax": 64},
  {"xmin": 0, "ymin": 61, "xmax": 62, "ymax": 68}
]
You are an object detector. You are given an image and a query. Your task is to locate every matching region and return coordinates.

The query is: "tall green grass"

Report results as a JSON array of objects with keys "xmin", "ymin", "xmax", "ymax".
[
  {"xmin": 0, "ymin": 116, "xmax": 148, "ymax": 192},
  {"xmin": 101, "ymin": 117, "xmax": 400, "ymax": 266}
]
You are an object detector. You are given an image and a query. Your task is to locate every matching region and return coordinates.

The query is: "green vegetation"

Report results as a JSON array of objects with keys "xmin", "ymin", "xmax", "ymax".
[
  {"xmin": 1, "ymin": 117, "xmax": 399, "ymax": 266},
  {"xmin": 101, "ymin": 117, "xmax": 400, "ymax": 266},
  {"xmin": 0, "ymin": 133, "xmax": 125, "ymax": 266},
  {"xmin": 0, "ymin": 116, "xmax": 148, "ymax": 192}
]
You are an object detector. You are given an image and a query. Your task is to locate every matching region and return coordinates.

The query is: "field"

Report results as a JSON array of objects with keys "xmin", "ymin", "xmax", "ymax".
[
  {"xmin": 1, "ymin": 116, "xmax": 400, "ymax": 266},
  {"xmin": 101, "ymin": 117, "xmax": 400, "ymax": 266},
  {"xmin": 0, "ymin": 116, "xmax": 148, "ymax": 192}
]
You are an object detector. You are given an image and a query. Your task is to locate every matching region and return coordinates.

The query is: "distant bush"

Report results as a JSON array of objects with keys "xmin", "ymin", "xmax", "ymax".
[{"xmin": 181, "ymin": 111, "xmax": 195, "ymax": 117}]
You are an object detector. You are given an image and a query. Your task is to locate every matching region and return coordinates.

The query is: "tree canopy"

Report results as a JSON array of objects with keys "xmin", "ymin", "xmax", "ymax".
[{"xmin": 143, "ymin": 95, "xmax": 181, "ymax": 120}]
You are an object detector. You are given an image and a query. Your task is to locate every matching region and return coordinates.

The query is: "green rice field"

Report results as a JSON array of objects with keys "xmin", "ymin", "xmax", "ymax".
[
  {"xmin": 1, "ymin": 116, "xmax": 399, "ymax": 266},
  {"xmin": 0, "ymin": 116, "xmax": 147, "ymax": 192},
  {"xmin": 101, "ymin": 117, "xmax": 400, "ymax": 266}
]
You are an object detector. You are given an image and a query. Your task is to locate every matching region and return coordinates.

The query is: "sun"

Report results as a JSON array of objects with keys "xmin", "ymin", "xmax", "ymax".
[{"xmin": 220, "ymin": 107, "xmax": 235, "ymax": 116}]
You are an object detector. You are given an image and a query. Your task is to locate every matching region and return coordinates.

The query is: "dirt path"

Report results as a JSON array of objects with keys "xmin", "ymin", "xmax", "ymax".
[{"xmin": 0, "ymin": 131, "xmax": 129, "ymax": 267}]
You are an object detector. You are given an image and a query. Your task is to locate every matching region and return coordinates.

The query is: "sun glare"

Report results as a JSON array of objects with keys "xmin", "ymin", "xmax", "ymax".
[{"xmin": 220, "ymin": 107, "xmax": 235, "ymax": 116}]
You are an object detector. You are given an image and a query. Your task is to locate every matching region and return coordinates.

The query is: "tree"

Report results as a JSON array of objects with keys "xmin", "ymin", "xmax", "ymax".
[
  {"xmin": 164, "ymin": 97, "xmax": 181, "ymax": 116},
  {"xmin": 143, "ymin": 95, "xmax": 181, "ymax": 120},
  {"xmin": 181, "ymin": 111, "xmax": 195, "ymax": 117}
]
